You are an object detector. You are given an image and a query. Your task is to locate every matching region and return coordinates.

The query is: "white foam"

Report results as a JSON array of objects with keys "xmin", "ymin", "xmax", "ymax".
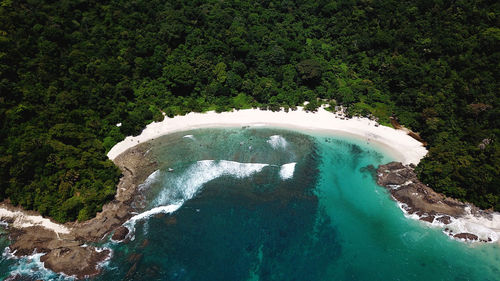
[
  {"xmin": 2, "ymin": 246, "xmax": 16, "ymax": 259},
  {"xmin": 126, "ymin": 160, "xmax": 268, "ymax": 227},
  {"xmin": 395, "ymin": 201, "xmax": 500, "ymax": 243},
  {"xmin": 279, "ymin": 162, "xmax": 296, "ymax": 180},
  {"xmin": 127, "ymin": 203, "xmax": 183, "ymax": 225},
  {"xmin": 95, "ymin": 250, "xmax": 112, "ymax": 274},
  {"xmin": 3, "ymin": 249, "xmax": 73, "ymax": 280},
  {"xmin": 6, "ymin": 246, "xmax": 110, "ymax": 280},
  {"xmin": 444, "ymin": 208, "xmax": 500, "ymax": 242},
  {"xmin": 396, "ymin": 202, "xmax": 420, "ymax": 221},
  {"xmin": 183, "ymin": 134, "xmax": 195, "ymax": 140},
  {"xmin": 155, "ymin": 160, "xmax": 268, "ymax": 206},
  {"xmin": 137, "ymin": 169, "xmax": 160, "ymax": 191},
  {"xmin": 267, "ymin": 135, "xmax": 288, "ymax": 149}
]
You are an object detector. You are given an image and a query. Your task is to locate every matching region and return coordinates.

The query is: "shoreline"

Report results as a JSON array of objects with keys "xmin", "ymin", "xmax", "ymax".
[
  {"xmin": 107, "ymin": 106, "xmax": 428, "ymax": 165},
  {"xmin": 377, "ymin": 162, "xmax": 500, "ymax": 244},
  {"xmin": 0, "ymin": 202, "xmax": 71, "ymax": 236},
  {"xmin": 0, "ymin": 143, "xmax": 157, "ymax": 279},
  {"xmin": 1, "ymin": 107, "xmax": 498, "ymax": 278}
]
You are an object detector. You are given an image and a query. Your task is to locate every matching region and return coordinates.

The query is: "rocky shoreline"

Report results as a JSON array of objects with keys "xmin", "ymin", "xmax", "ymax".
[
  {"xmin": 376, "ymin": 162, "xmax": 500, "ymax": 243},
  {"xmin": 0, "ymin": 143, "xmax": 157, "ymax": 279},
  {"xmin": 1, "ymin": 157, "xmax": 499, "ymax": 278}
]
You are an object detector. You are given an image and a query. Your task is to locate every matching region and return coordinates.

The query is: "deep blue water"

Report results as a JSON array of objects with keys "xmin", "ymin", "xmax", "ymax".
[{"xmin": 1, "ymin": 128, "xmax": 499, "ymax": 280}]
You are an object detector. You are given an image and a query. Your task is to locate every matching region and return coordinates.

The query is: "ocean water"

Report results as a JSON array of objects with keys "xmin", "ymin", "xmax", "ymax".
[{"xmin": 1, "ymin": 128, "xmax": 499, "ymax": 280}]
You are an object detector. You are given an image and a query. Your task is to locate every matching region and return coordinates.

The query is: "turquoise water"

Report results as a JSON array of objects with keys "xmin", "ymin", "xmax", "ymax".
[{"xmin": 1, "ymin": 128, "xmax": 499, "ymax": 280}]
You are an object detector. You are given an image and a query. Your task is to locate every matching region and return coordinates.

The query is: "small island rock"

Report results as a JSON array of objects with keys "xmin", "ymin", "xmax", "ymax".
[
  {"xmin": 453, "ymin": 233, "xmax": 479, "ymax": 241},
  {"xmin": 112, "ymin": 226, "xmax": 129, "ymax": 241}
]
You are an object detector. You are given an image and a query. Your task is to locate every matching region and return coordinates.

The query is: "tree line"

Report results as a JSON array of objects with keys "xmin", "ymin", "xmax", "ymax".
[{"xmin": 0, "ymin": 0, "xmax": 498, "ymax": 222}]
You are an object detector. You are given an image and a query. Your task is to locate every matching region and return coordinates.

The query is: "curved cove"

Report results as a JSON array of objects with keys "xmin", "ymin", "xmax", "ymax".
[{"xmin": 3, "ymin": 127, "xmax": 499, "ymax": 280}]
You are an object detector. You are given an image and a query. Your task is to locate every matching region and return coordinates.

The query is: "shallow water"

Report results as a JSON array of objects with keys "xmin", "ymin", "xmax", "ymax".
[{"xmin": 1, "ymin": 128, "xmax": 499, "ymax": 280}]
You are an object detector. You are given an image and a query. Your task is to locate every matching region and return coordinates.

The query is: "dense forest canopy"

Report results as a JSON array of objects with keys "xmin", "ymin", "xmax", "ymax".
[{"xmin": 0, "ymin": 0, "xmax": 498, "ymax": 222}]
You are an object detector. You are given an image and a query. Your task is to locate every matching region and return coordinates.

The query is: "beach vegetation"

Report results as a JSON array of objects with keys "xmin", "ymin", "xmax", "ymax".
[{"xmin": 0, "ymin": 0, "xmax": 498, "ymax": 221}]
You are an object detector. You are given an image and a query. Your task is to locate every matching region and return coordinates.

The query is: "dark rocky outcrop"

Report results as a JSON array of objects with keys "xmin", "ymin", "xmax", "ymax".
[
  {"xmin": 453, "ymin": 233, "xmax": 479, "ymax": 241},
  {"xmin": 377, "ymin": 162, "xmax": 467, "ymax": 217},
  {"xmin": 40, "ymin": 247, "xmax": 110, "ymax": 279},
  {"xmin": 112, "ymin": 226, "xmax": 129, "ymax": 241},
  {"xmin": 419, "ymin": 215, "xmax": 435, "ymax": 223},
  {"xmin": 7, "ymin": 226, "xmax": 107, "ymax": 279},
  {"xmin": 1, "ymin": 143, "xmax": 158, "ymax": 279},
  {"xmin": 71, "ymin": 144, "xmax": 157, "ymax": 243},
  {"xmin": 376, "ymin": 162, "xmax": 498, "ymax": 243},
  {"xmin": 436, "ymin": 216, "xmax": 451, "ymax": 225}
]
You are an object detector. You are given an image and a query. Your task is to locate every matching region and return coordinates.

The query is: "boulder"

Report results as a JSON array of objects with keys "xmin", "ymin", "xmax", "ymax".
[
  {"xmin": 419, "ymin": 215, "xmax": 435, "ymax": 223},
  {"xmin": 436, "ymin": 216, "xmax": 451, "ymax": 225},
  {"xmin": 111, "ymin": 226, "xmax": 129, "ymax": 241},
  {"xmin": 40, "ymin": 246, "xmax": 110, "ymax": 279},
  {"xmin": 453, "ymin": 233, "xmax": 478, "ymax": 241}
]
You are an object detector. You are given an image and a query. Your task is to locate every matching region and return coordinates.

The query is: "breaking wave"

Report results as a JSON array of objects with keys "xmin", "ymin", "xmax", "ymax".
[
  {"xmin": 127, "ymin": 203, "xmax": 183, "ymax": 226},
  {"xmin": 2, "ymin": 249, "xmax": 72, "ymax": 281},
  {"xmin": 267, "ymin": 135, "xmax": 288, "ymax": 149},
  {"xmin": 279, "ymin": 162, "xmax": 296, "ymax": 180},
  {"xmin": 126, "ymin": 160, "xmax": 268, "ymax": 227},
  {"xmin": 155, "ymin": 160, "xmax": 268, "ymax": 206},
  {"xmin": 137, "ymin": 170, "xmax": 160, "ymax": 191}
]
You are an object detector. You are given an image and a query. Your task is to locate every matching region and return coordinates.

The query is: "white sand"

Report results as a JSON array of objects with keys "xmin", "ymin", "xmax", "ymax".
[
  {"xmin": 108, "ymin": 107, "xmax": 500, "ymax": 244},
  {"xmin": 0, "ymin": 208, "xmax": 70, "ymax": 234},
  {"xmin": 108, "ymin": 106, "xmax": 428, "ymax": 164}
]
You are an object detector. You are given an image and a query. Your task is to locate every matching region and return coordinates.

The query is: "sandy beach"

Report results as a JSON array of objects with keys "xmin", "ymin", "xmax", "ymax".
[
  {"xmin": 106, "ymin": 106, "xmax": 500, "ymax": 245},
  {"xmin": 107, "ymin": 106, "xmax": 428, "ymax": 165},
  {"xmin": 0, "ymin": 205, "xmax": 70, "ymax": 235},
  {"xmin": 1, "ymin": 106, "xmax": 498, "ymax": 279}
]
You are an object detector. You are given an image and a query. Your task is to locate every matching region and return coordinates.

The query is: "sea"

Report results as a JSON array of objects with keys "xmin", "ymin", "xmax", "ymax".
[{"xmin": 1, "ymin": 127, "xmax": 499, "ymax": 280}]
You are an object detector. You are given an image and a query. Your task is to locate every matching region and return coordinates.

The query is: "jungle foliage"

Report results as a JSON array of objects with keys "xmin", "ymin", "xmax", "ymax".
[{"xmin": 0, "ymin": 0, "xmax": 498, "ymax": 221}]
